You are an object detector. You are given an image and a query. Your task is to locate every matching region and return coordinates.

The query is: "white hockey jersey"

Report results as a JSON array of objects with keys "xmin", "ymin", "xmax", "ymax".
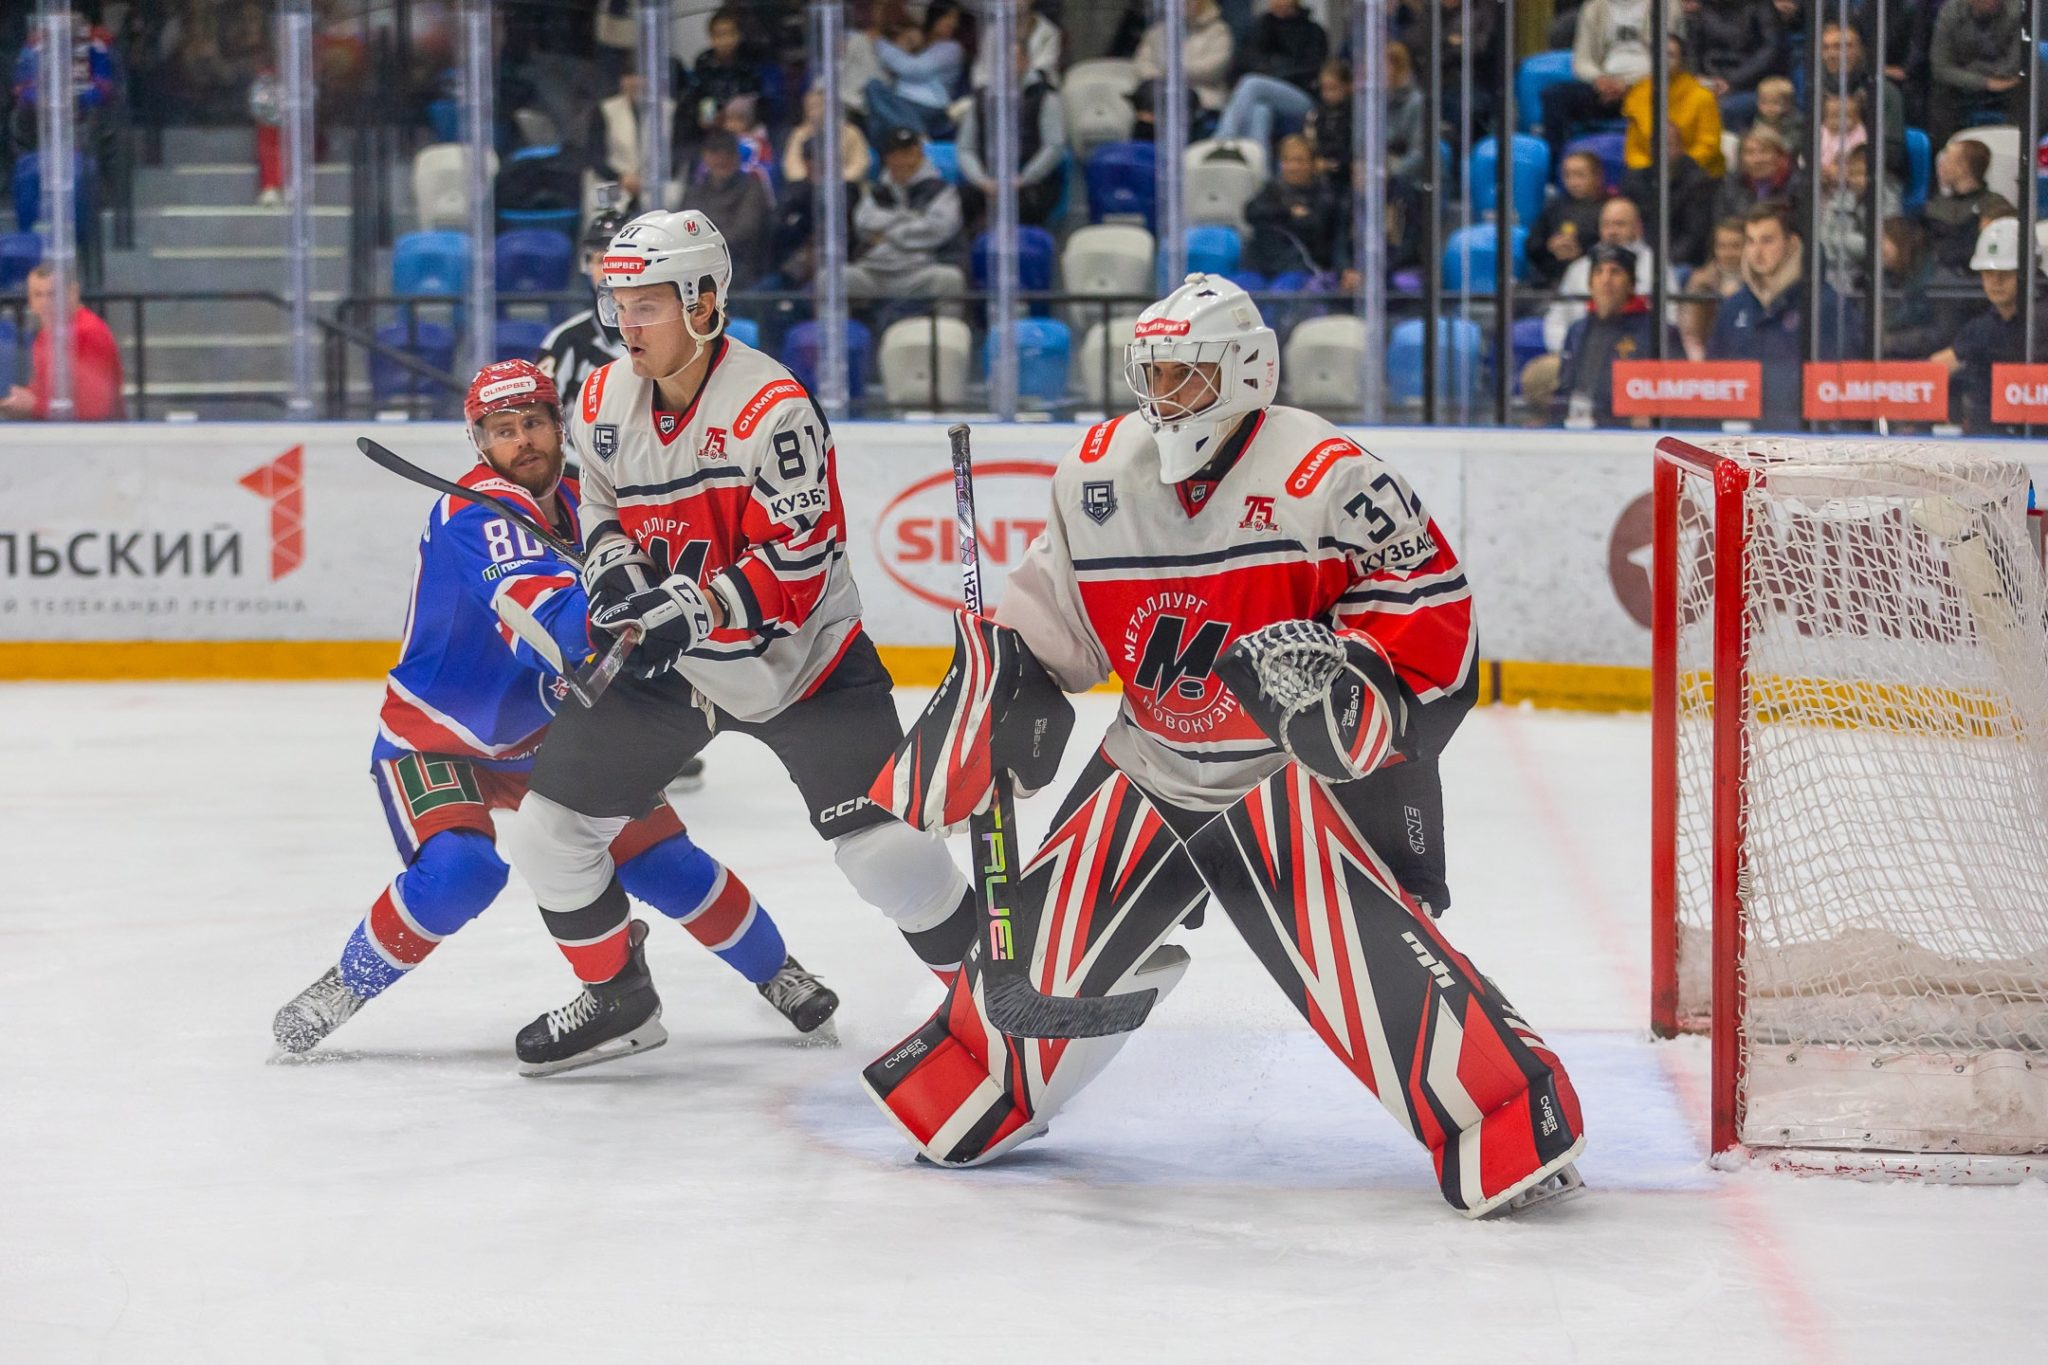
[
  {"xmin": 996, "ymin": 405, "xmax": 1476, "ymax": 811},
  {"xmin": 568, "ymin": 336, "xmax": 864, "ymax": 721}
]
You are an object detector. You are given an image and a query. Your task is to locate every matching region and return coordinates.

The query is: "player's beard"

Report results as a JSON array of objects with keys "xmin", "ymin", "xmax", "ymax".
[{"xmin": 492, "ymin": 441, "xmax": 565, "ymax": 500}]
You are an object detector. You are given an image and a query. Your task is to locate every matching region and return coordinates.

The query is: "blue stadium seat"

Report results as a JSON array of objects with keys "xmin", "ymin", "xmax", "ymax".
[
  {"xmin": 987, "ymin": 317, "xmax": 1072, "ymax": 401},
  {"xmin": 1516, "ymin": 51, "xmax": 1577, "ymax": 134},
  {"xmin": 0, "ymin": 319, "xmax": 18, "ymax": 386},
  {"xmin": 392, "ymin": 230, "xmax": 470, "ymax": 295},
  {"xmin": 498, "ymin": 207, "xmax": 581, "ymax": 236},
  {"xmin": 495, "ymin": 229, "xmax": 574, "ymax": 295},
  {"xmin": 1387, "ymin": 317, "xmax": 1485, "ymax": 407},
  {"xmin": 0, "ymin": 231, "xmax": 41, "ymax": 289},
  {"xmin": 426, "ymin": 97, "xmax": 460, "ymax": 144},
  {"xmin": 11, "ymin": 152, "xmax": 93, "ymax": 236},
  {"xmin": 724, "ymin": 316, "xmax": 761, "ymax": 349},
  {"xmin": 781, "ymin": 319, "xmax": 872, "ymax": 401},
  {"xmin": 972, "ymin": 226, "xmax": 1058, "ymax": 292},
  {"xmin": 492, "ymin": 318, "xmax": 550, "ymax": 362},
  {"xmin": 923, "ymin": 140, "xmax": 962, "ymax": 185},
  {"xmin": 1562, "ymin": 132, "xmax": 1626, "ymax": 191},
  {"xmin": 1511, "ymin": 316, "xmax": 1548, "ymax": 393},
  {"xmin": 1472, "ymin": 135, "xmax": 1551, "ymax": 227},
  {"xmin": 1903, "ymin": 127, "xmax": 1931, "ymax": 214},
  {"xmin": 1267, "ymin": 270, "xmax": 1317, "ymax": 293},
  {"xmin": 1226, "ymin": 270, "xmax": 1268, "ymax": 291},
  {"xmin": 1085, "ymin": 142, "xmax": 1157, "ymax": 231},
  {"xmin": 1185, "ymin": 225, "xmax": 1241, "ymax": 277},
  {"xmin": 1442, "ymin": 223, "xmax": 1528, "ymax": 291},
  {"xmin": 372, "ymin": 320, "xmax": 457, "ymax": 399}
]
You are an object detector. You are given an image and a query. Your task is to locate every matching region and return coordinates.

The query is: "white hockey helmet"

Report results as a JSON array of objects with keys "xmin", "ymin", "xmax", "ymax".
[
  {"xmin": 1123, "ymin": 273, "xmax": 1279, "ymax": 483},
  {"xmin": 596, "ymin": 209, "xmax": 732, "ymax": 340}
]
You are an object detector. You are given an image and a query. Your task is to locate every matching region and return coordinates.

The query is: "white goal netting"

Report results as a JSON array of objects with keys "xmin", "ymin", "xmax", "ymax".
[{"xmin": 1670, "ymin": 439, "xmax": 2048, "ymax": 1155}]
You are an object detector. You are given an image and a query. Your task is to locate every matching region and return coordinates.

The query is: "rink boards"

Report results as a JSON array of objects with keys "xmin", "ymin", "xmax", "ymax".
[{"xmin": 2, "ymin": 421, "xmax": 2041, "ymax": 708}]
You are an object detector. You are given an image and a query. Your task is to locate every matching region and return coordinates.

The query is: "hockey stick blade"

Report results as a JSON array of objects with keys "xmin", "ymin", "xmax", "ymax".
[
  {"xmin": 357, "ymin": 436, "xmax": 585, "ymax": 565},
  {"xmin": 981, "ymin": 972, "xmax": 1159, "ymax": 1039}
]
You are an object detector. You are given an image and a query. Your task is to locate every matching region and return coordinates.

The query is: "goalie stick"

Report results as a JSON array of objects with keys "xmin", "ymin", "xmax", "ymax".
[
  {"xmin": 947, "ymin": 423, "xmax": 1158, "ymax": 1039},
  {"xmin": 357, "ymin": 436, "xmax": 637, "ymax": 707}
]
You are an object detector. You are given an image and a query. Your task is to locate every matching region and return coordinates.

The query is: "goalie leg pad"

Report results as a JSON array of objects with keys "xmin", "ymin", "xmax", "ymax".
[
  {"xmin": 1189, "ymin": 765, "xmax": 1585, "ymax": 1217},
  {"xmin": 869, "ymin": 608, "xmax": 1076, "ymax": 833},
  {"xmin": 860, "ymin": 757, "xmax": 1209, "ymax": 1165}
]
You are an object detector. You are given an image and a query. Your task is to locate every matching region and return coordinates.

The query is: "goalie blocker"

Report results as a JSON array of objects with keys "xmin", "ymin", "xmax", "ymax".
[{"xmin": 863, "ymin": 612, "xmax": 1584, "ymax": 1217}]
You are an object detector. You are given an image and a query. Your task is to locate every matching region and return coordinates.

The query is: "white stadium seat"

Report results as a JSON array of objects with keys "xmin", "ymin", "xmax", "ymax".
[
  {"xmin": 412, "ymin": 143, "xmax": 499, "ymax": 231},
  {"xmin": 1078, "ymin": 315, "xmax": 1142, "ymax": 407},
  {"xmin": 1953, "ymin": 126, "xmax": 2022, "ymax": 206},
  {"xmin": 1063, "ymin": 58, "xmax": 1140, "ymax": 160},
  {"xmin": 1061, "ymin": 224, "xmax": 1156, "ymax": 333},
  {"xmin": 1281, "ymin": 315, "xmax": 1368, "ymax": 409},
  {"xmin": 879, "ymin": 316, "xmax": 972, "ymax": 408},
  {"xmin": 1184, "ymin": 138, "xmax": 1267, "ymax": 229}
]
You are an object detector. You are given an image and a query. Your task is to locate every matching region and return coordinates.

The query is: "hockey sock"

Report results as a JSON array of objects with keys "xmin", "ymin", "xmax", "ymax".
[
  {"xmin": 338, "ymin": 830, "xmax": 508, "ymax": 998},
  {"xmin": 900, "ymin": 887, "xmax": 978, "ymax": 980},
  {"xmin": 541, "ymin": 876, "xmax": 634, "ymax": 983},
  {"xmin": 617, "ymin": 834, "xmax": 787, "ymax": 984}
]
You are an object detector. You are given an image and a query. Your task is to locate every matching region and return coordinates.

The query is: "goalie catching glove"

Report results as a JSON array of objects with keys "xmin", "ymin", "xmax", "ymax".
[
  {"xmin": 870, "ymin": 609, "xmax": 1075, "ymax": 834},
  {"xmin": 1215, "ymin": 620, "xmax": 1406, "ymax": 783}
]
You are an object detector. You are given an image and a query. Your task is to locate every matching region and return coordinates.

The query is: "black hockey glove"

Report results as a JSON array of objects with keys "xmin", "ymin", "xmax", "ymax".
[
  {"xmin": 588, "ymin": 573, "xmax": 717, "ymax": 653},
  {"xmin": 1215, "ymin": 620, "xmax": 1406, "ymax": 784},
  {"xmin": 581, "ymin": 530, "xmax": 656, "ymax": 621}
]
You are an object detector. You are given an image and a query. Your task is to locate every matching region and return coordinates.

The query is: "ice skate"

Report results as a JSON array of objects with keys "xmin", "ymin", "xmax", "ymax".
[
  {"xmin": 272, "ymin": 966, "xmax": 366, "ymax": 1055},
  {"xmin": 1484, "ymin": 1163, "xmax": 1587, "ymax": 1219},
  {"xmin": 757, "ymin": 954, "xmax": 840, "ymax": 1044},
  {"xmin": 516, "ymin": 920, "xmax": 667, "ymax": 1076}
]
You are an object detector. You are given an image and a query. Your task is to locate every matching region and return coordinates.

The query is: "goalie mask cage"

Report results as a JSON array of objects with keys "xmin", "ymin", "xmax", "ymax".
[{"xmin": 1649, "ymin": 436, "xmax": 2048, "ymax": 1178}]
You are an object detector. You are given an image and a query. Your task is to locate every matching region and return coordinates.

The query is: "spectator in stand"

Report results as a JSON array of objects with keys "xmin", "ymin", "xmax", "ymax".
[
  {"xmin": 1819, "ymin": 142, "xmax": 1900, "ymax": 288},
  {"xmin": 681, "ymin": 8, "xmax": 767, "ymax": 160},
  {"xmin": 1303, "ymin": 59, "xmax": 1353, "ymax": 191},
  {"xmin": 1383, "ymin": 43, "xmax": 1427, "ymax": 182},
  {"xmin": 1243, "ymin": 133, "xmax": 1344, "ymax": 276},
  {"xmin": 584, "ymin": 69, "xmax": 676, "ymax": 215},
  {"xmin": 1392, "ymin": 0, "xmax": 1501, "ymax": 135},
  {"xmin": 1542, "ymin": 195, "xmax": 1677, "ymax": 354},
  {"xmin": 1926, "ymin": 137, "xmax": 1999, "ymax": 276},
  {"xmin": 10, "ymin": 14, "xmax": 117, "ymax": 158},
  {"xmin": 1622, "ymin": 121, "xmax": 1721, "ymax": 267},
  {"xmin": 782, "ymin": 84, "xmax": 868, "ymax": 188},
  {"xmin": 839, "ymin": 1, "xmax": 890, "ymax": 118},
  {"xmin": 1677, "ymin": 217, "xmax": 1750, "ymax": 358},
  {"xmin": 1529, "ymin": 150, "xmax": 1611, "ymax": 289},
  {"xmin": 1708, "ymin": 200, "xmax": 1851, "ymax": 430},
  {"xmin": 1213, "ymin": 0, "xmax": 1329, "ymax": 152},
  {"xmin": 1817, "ymin": 21, "xmax": 1905, "ymax": 181},
  {"xmin": 957, "ymin": 37, "xmax": 1067, "ymax": 229},
  {"xmin": 1750, "ymin": 75, "xmax": 1802, "ymax": 150},
  {"xmin": 866, "ymin": 1, "xmax": 968, "ymax": 147},
  {"xmin": 969, "ymin": 0, "xmax": 1062, "ymax": 87},
  {"xmin": 1553, "ymin": 243, "xmax": 1685, "ymax": 428},
  {"xmin": 845, "ymin": 126, "xmax": 966, "ymax": 304},
  {"xmin": 1927, "ymin": 0, "xmax": 2029, "ymax": 148},
  {"xmin": 715, "ymin": 95, "xmax": 776, "ymax": 194},
  {"xmin": 682, "ymin": 129, "xmax": 772, "ymax": 288},
  {"xmin": 0, "ymin": 264, "xmax": 124, "ymax": 422},
  {"xmin": 1932, "ymin": 214, "xmax": 2048, "ymax": 430},
  {"xmin": 1539, "ymin": 0, "xmax": 1683, "ymax": 167},
  {"xmin": 1623, "ymin": 36, "xmax": 1725, "ymax": 177},
  {"xmin": 1713, "ymin": 123, "xmax": 1803, "ymax": 224},
  {"xmin": 1816, "ymin": 88, "xmax": 1868, "ymax": 192},
  {"xmin": 1770, "ymin": 0, "xmax": 1805, "ymax": 71},
  {"xmin": 1135, "ymin": 0, "xmax": 1235, "ymax": 119},
  {"xmin": 1682, "ymin": 0, "xmax": 1782, "ymax": 128},
  {"xmin": 1879, "ymin": 216, "xmax": 1964, "ymax": 359}
]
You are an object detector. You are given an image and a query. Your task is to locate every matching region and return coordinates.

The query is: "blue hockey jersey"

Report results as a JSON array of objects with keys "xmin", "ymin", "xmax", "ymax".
[{"xmin": 374, "ymin": 464, "xmax": 593, "ymax": 769}]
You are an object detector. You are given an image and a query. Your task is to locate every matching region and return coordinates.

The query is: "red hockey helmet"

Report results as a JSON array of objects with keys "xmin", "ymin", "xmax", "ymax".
[{"xmin": 464, "ymin": 359, "xmax": 560, "ymax": 427}]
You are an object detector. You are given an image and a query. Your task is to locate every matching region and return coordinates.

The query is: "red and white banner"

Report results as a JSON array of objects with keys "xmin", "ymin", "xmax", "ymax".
[
  {"xmin": 1609, "ymin": 362, "xmax": 1763, "ymax": 419},
  {"xmin": 1990, "ymin": 364, "xmax": 2048, "ymax": 424},
  {"xmin": 1801, "ymin": 362, "xmax": 1948, "ymax": 421}
]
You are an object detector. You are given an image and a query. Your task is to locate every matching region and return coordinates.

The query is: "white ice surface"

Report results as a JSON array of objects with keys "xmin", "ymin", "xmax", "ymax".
[{"xmin": 2, "ymin": 685, "xmax": 2042, "ymax": 1364}]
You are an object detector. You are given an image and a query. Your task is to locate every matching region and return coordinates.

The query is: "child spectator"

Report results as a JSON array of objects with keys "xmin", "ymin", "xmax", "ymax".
[
  {"xmin": 1529, "ymin": 150, "xmax": 1610, "ymax": 289},
  {"xmin": 1677, "ymin": 218, "xmax": 1750, "ymax": 358},
  {"xmin": 1816, "ymin": 88, "xmax": 1867, "ymax": 191},
  {"xmin": 1879, "ymin": 217, "xmax": 1964, "ymax": 360},
  {"xmin": 1750, "ymin": 76, "xmax": 1802, "ymax": 153},
  {"xmin": 1926, "ymin": 137, "xmax": 1998, "ymax": 276},
  {"xmin": 1819, "ymin": 142, "xmax": 1900, "ymax": 287}
]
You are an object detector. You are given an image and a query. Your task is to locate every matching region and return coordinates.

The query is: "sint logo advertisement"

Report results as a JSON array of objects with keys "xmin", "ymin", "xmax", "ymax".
[{"xmin": 874, "ymin": 461, "xmax": 1055, "ymax": 611}]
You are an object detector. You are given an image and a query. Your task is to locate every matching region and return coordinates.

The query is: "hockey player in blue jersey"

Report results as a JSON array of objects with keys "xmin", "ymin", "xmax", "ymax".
[{"xmin": 273, "ymin": 360, "xmax": 838, "ymax": 1071}]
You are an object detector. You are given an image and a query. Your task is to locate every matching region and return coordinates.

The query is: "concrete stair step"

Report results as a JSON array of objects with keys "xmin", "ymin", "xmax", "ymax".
[
  {"xmin": 103, "ymin": 295, "xmax": 340, "ymax": 334},
  {"xmin": 159, "ymin": 126, "xmax": 288, "ymax": 163},
  {"xmin": 128, "ymin": 334, "xmax": 294, "ymax": 385},
  {"xmin": 133, "ymin": 162, "xmax": 350, "ymax": 208},
  {"xmin": 100, "ymin": 245, "xmax": 351, "ymax": 294},
  {"xmin": 133, "ymin": 205, "xmax": 352, "ymax": 250}
]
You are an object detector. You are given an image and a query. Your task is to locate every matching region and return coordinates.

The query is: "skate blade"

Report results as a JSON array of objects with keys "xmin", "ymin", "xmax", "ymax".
[
  {"xmin": 790, "ymin": 1018, "xmax": 841, "ymax": 1049},
  {"xmin": 518, "ymin": 1019, "xmax": 670, "ymax": 1077},
  {"xmin": 1483, "ymin": 1163, "xmax": 1588, "ymax": 1219}
]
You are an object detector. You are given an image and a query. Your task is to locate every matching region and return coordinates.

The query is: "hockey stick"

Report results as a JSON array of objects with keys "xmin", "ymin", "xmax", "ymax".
[
  {"xmin": 949, "ymin": 423, "xmax": 1158, "ymax": 1038},
  {"xmin": 357, "ymin": 436, "xmax": 638, "ymax": 707}
]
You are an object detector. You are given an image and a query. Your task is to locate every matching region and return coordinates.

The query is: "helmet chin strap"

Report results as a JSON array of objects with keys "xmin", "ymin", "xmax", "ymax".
[{"xmin": 655, "ymin": 298, "xmax": 727, "ymax": 384}]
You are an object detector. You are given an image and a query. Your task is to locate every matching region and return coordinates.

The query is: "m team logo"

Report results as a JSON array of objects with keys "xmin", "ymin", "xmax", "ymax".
[
  {"xmin": 1082, "ymin": 480, "xmax": 1118, "ymax": 525},
  {"xmin": 591, "ymin": 424, "xmax": 619, "ymax": 461},
  {"xmin": 1121, "ymin": 591, "xmax": 1239, "ymax": 737}
]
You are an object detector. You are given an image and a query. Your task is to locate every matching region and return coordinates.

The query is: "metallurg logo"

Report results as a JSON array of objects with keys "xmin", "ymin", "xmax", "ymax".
[{"xmin": 1122, "ymin": 590, "xmax": 1237, "ymax": 736}]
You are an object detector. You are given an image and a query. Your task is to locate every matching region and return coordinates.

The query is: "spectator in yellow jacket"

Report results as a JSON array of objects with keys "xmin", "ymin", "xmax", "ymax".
[{"xmin": 1622, "ymin": 37, "xmax": 1725, "ymax": 178}]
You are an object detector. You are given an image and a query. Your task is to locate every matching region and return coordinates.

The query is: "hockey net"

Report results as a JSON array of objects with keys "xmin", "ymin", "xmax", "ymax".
[{"xmin": 1650, "ymin": 437, "xmax": 2048, "ymax": 1169}]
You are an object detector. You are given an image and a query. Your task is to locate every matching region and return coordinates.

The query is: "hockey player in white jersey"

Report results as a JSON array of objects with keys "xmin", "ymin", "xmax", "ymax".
[
  {"xmin": 501, "ymin": 208, "xmax": 978, "ymax": 1073},
  {"xmin": 861, "ymin": 275, "xmax": 1586, "ymax": 1217}
]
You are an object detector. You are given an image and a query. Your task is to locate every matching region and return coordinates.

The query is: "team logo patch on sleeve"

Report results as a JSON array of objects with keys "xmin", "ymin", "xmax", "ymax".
[
  {"xmin": 1082, "ymin": 480, "xmax": 1118, "ymax": 525},
  {"xmin": 591, "ymin": 424, "xmax": 619, "ymax": 461}
]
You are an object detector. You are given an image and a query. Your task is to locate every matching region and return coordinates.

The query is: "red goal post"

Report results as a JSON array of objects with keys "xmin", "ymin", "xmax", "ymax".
[{"xmin": 1648, "ymin": 436, "xmax": 2048, "ymax": 1179}]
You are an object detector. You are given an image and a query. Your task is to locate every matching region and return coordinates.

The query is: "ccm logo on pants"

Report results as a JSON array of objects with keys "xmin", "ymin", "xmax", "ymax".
[{"xmin": 818, "ymin": 797, "xmax": 874, "ymax": 825}]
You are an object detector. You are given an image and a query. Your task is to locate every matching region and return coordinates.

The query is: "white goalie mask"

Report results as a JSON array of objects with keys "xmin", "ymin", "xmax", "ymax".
[
  {"xmin": 595, "ymin": 209, "xmax": 732, "ymax": 343},
  {"xmin": 1123, "ymin": 274, "xmax": 1280, "ymax": 483}
]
